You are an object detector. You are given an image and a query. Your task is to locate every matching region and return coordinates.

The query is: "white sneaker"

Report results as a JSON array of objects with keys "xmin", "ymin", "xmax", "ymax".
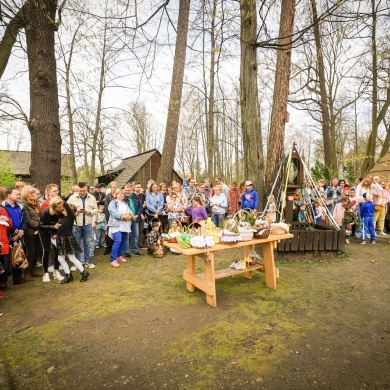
[
  {"xmin": 42, "ymin": 273, "xmax": 50, "ymax": 283},
  {"xmin": 379, "ymin": 232, "xmax": 387, "ymax": 236},
  {"xmin": 48, "ymin": 266, "xmax": 54, "ymax": 273},
  {"xmin": 53, "ymin": 271, "xmax": 64, "ymax": 281},
  {"xmin": 70, "ymin": 265, "xmax": 77, "ymax": 271},
  {"xmin": 36, "ymin": 261, "xmax": 43, "ymax": 268},
  {"xmin": 85, "ymin": 263, "xmax": 96, "ymax": 269}
]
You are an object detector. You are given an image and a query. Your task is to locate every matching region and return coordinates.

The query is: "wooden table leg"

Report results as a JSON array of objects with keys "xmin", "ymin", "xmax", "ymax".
[
  {"xmin": 204, "ymin": 251, "xmax": 217, "ymax": 307},
  {"xmin": 242, "ymin": 244, "xmax": 253, "ymax": 279},
  {"xmin": 186, "ymin": 254, "xmax": 195, "ymax": 292},
  {"xmin": 262, "ymin": 242, "xmax": 277, "ymax": 289}
]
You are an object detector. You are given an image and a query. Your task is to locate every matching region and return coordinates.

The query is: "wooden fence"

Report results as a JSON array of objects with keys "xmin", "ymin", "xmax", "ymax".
[{"xmin": 277, "ymin": 223, "xmax": 346, "ymax": 252}]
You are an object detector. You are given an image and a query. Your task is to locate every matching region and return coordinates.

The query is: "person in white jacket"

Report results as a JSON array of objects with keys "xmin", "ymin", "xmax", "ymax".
[{"xmin": 209, "ymin": 185, "xmax": 228, "ymax": 227}]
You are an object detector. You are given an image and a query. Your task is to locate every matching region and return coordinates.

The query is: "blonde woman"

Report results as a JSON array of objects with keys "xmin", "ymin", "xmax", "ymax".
[
  {"xmin": 41, "ymin": 197, "xmax": 89, "ymax": 283},
  {"xmin": 107, "ymin": 189, "xmax": 132, "ymax": 268},
  {"xmin": 19, "ymin": 185, "xmax": 44, "ymax": 281}
]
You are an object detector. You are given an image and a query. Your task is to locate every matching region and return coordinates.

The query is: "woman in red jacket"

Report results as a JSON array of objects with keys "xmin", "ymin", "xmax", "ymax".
[{"xmin": 0, "ymin": 202, "xmax": 13, "ymax": 296}]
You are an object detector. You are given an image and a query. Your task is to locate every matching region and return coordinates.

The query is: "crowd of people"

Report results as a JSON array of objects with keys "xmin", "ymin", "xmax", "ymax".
[
  {"xmin": 1, "ymin": 173, "xmax": 389, "ymax": 317},
  {"xmin": 303, "ymin": 176, "xmax": 390, "ymax": 245},
  {"xmin": 0, "ymin": 176, "xmax": 260, "ymax": 315}
]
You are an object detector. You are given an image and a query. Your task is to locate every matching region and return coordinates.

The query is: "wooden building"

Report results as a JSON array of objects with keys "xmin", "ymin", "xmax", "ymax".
[
  {"xmin": 1, "ymin": 150, "xmax": 72, "ymax": 183},
  {"xmin": 369, "ymin": 151, "xmax": 390, "ymax": 179},
  {"xmin": 96, "ymin": 149, "xmax": 183, "ymax": 189}
]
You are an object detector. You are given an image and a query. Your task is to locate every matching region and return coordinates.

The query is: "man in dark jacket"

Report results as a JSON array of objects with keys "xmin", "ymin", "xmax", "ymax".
[
  {"xmin": 2, "ymin": 188, "xmax": 28, "ymax": 285},
  {"xmin": 92, "ymin": 183, "xmax": 105, "ymax": 202},
  {"xmin": 131, "ymin": 182, "xmax": 146, "ymax": 255}
]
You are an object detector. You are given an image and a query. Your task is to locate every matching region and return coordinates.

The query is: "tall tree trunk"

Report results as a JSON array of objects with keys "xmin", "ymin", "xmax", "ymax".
[
  {"xmin": 25, "ymin": 0, "xmax": 62, "ymax": 190},
  {"xmin": 265, "ymin": 0, "xmax": 295, "ymax": 197},
  {"xmin": 157, "ymin": 0, "xmax": 190, "ymax": 184},
  {"xmin": 90, "ymin": 24, "xmax": 107, "ymax": 184},
  {"xmin": 361, "ymin": 0, "xmax": 381, "ymax": 175},
  {"xmin": 63, "ymin": 27, "xmax": 81, "ymax": 184},
  {"xmin": 310, "ymin": 0, "xmax": 332, "ymax": 170},
  {"xmin": 240, "ymin": 0, "xmax": 263, "ymax": 200},
  {"xmin": 207, "ymin": 0, "xmax": 216, "ymax": 177}
]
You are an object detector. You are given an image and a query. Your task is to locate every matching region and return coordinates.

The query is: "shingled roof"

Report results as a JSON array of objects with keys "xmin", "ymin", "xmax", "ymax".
[
  {"xmin": 369, "ymin": 151, "xmax": 390, "ymax": 179},
  {"xmin": 1, "ymin": 150, "xmax": 72, "ymax": 177},
  {"xmin": 109, "ymin": 149, "xmax": 158, "ymax": 188}
]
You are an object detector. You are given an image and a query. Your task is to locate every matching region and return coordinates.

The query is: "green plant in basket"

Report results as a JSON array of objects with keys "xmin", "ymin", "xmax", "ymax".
[
  {"xmin": 221, "ymin": 217, "xmax": 239, "ymax": 233},
  {"xmin": 234, "ymin": 210, "xmax": 256, "ymax": 228}
]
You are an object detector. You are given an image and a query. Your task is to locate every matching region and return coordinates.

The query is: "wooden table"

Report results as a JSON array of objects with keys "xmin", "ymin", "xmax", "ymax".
[{"xmin": 164, "ymin": 233, "xmax": 293, "ymax": 307}]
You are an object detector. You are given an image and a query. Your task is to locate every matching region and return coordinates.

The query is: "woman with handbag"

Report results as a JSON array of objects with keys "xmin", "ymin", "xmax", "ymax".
[
  {"xmin": 19, "ymin": 185, "xmax": 44, "ymax": 281},
  {"xmin": 107, "ymin": 189, "xmax": 133, "ymax": 268},
  {"xmin": 145, "ymin": 183, "xmax": 165, "ymax": 224}
]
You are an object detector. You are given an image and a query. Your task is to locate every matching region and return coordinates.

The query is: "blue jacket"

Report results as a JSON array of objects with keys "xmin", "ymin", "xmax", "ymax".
[
  {"xmin": 360, "ymin": 201, "xmax": 375, "ymax": 219},
  {"xmin": 146, "ymin": 192, "xmax": 164, "ymax": 215},
  {"xmin": 240, "ymin": 189, "xmax": 259, "ymax": 210}
]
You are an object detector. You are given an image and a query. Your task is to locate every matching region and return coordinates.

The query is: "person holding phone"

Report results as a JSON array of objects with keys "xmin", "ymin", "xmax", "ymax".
[{"xmin": 68, "ymin": 182, "xmax": 98, "ymax": 269}]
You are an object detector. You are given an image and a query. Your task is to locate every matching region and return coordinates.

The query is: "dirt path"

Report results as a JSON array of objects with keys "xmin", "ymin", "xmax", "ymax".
[{"xmin": 1, "ymin": 237, "xmax": 389, "ymax": 389}]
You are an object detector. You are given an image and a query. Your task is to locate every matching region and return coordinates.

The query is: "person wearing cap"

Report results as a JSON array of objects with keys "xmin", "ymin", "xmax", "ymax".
[
  {"xmin": 92, "ymin": 184, "xmax": 105, "ymax": 202},
  {"xmin": 240, "ymin": 181, "xmax": 258, "ymax": 212},
  {"xmin": 360, "ymin": 192, "xmax": 376, "ymax": 245}
]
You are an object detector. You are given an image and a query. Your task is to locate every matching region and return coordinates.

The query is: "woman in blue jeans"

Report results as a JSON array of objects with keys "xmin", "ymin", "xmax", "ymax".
[
  {"xmin": 209, "ymin": 185, "xmax": 228, "ymax": 227},
  {"xmin": 107, "ymin": 190, "xmax": 132, "ymax": 268}
]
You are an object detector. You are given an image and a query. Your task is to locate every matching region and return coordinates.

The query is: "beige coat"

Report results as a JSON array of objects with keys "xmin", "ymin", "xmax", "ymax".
[{"xmin": 67, "ymin": 193, "xmax": 98, "ymax": 226}]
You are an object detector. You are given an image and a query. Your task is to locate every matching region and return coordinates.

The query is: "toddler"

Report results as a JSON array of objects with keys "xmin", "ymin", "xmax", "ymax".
[
  {"xmin": 267, "ymin": 194, "xmax": 277, "ymax": 223},
  {"xmin": 343, "ymin": 203, "xmax": 358, "ymax": 245},
  {"xmin": 147, "ymin": 222, "xmax": 162, "ymax": 254},
  {"xmin": 168, "ymin": 219, "xmax": 181, "ymax": 255},
  {"xmin": 313, "ymin": 199, "xmax": 324, "ymax": 224},
  {"xmin": 94, "ymin": 204, "xmax": 107, "ymax": 249},
  {"xmin": 360, "ymin": 193, "xmax": 376, "ymax": 245}
]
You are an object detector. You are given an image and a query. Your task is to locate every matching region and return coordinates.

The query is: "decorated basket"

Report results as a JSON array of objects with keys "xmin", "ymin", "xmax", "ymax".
[
  {"xmin": 237, "ymin": 227, "xmax": 254, "ymax": 241},
  {"xmin": 270, "ymin": 222, "xmax": 289, "ymax": 235},
  {"xmin": 254, "ymin": 227, "xmax": 270, "ymax": 239},
  {"xmin": 220, "ymin": 230, "xmax": 242, "ymax": 244}
]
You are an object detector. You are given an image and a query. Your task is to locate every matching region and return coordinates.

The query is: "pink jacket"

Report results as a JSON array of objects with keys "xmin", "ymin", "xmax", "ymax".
[{"xmin": 333, "ymin": 203, "xmax": 345, "ymax": 226}]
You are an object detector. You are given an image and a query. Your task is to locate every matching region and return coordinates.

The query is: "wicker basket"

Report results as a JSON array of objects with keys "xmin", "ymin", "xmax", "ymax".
[
  {"xmin": 254, "ymin": 227, "xmax": 270, "ymax": 239},
  {"xmin": 221, "ymin": 231, "xmax": 241, "ymax": 244},
  {"xmin": 270, "ymin": 222, "xmax": 289, "ymax": 235},
  {"xmin": 238, "ymin": 229, "xmax": 254, "ymax": 241}
]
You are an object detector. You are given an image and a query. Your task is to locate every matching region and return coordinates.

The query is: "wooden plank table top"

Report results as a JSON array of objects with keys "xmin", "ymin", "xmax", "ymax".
[{"xmin": 164, "ymin": 233, "xmax": 293, "ymax": 307}]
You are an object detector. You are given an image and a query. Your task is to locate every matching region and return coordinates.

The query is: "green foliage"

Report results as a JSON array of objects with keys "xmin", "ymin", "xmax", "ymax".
[
  {"xmin": 0, "ymin": 151, "xmax": 20, "ymax": 187},
  {"xmin": 60, "ymin": 177, "xmax": 74, "ymax": 197},
  {"xmin": 310, "ymin": 160, "xmax": 332, "ymax": 182},
  {"xmin": 342, "ymin": 161, "xmax": 355, "ymax": 184}
]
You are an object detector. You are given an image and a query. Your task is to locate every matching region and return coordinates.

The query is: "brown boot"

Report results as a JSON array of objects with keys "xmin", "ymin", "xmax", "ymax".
[{"xmin": 23, "ymin": 273, "xmax": 34, "ymax": 282}]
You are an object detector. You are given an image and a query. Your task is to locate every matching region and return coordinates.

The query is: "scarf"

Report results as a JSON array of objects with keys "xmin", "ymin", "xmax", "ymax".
[{"xmin": 27, "ymin": 199, "xmax": 40, "ymax": 214}]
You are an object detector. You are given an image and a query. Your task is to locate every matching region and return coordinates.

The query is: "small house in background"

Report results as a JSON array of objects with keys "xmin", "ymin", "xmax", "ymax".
[
  {"xmin": 1, "ymin": 150, "xmax": 72, "ymax": 184},
  {"xmin": 368, "ymin": 151, "xmax": 390, "ymax": 180},
  {"xmin": 96, "ymin": 149, "xmax": 183, "ymax": 189}
]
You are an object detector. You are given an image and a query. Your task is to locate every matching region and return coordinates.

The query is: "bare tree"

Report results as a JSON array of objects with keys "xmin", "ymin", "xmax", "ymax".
[{"xmin": 157, "ymin": 0, "xmax": 191, "ymax": 184}]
